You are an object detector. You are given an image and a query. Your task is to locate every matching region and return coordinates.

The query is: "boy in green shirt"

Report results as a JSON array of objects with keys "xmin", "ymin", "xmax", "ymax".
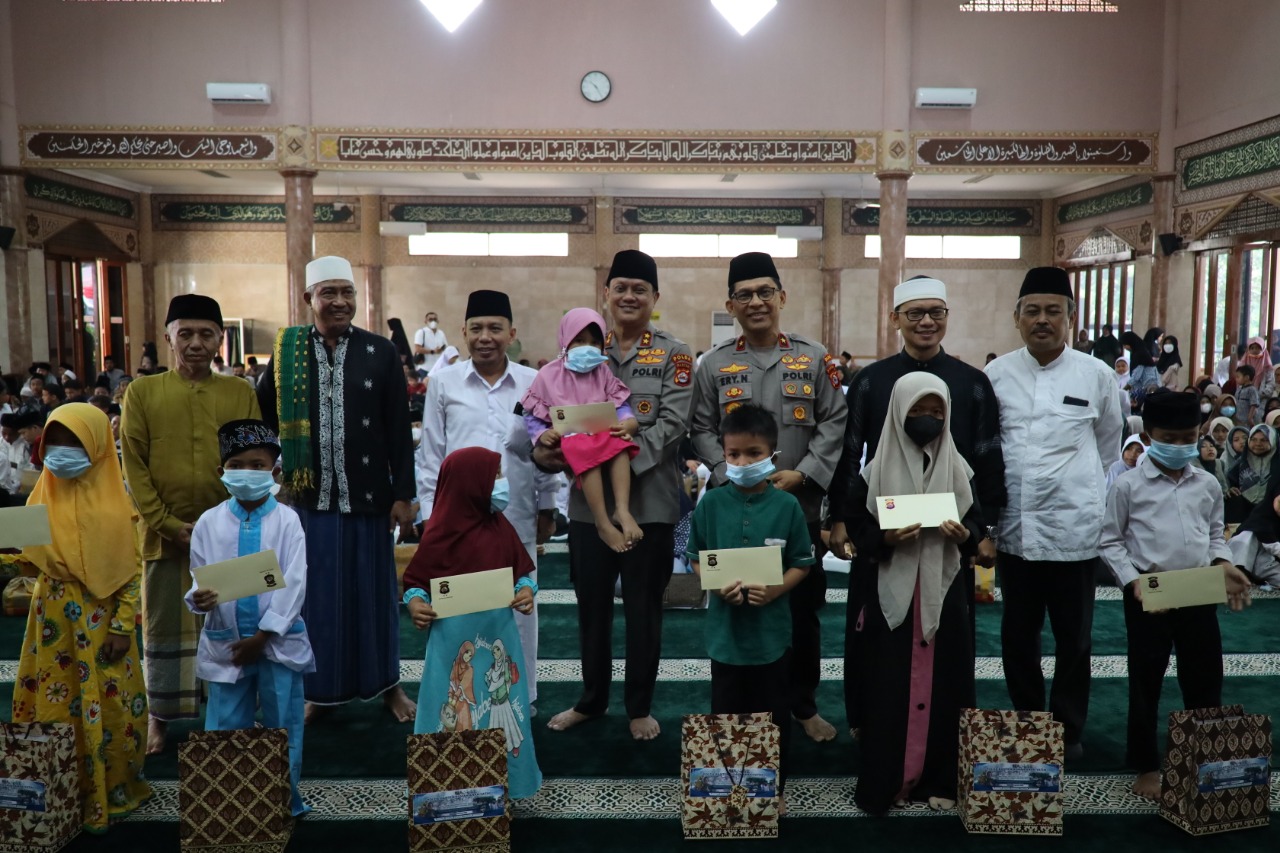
[{"xmin": 687, "ymin": 404, "xmax": 815, "ymax": 808}]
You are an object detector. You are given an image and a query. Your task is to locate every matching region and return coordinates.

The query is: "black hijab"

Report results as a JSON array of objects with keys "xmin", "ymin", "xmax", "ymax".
[
  {"xmin": 1122, "ymin": 330, "xmax": 1156, "ymax": 367},
  {"xmin": 1157, "ymin": 334, "xmax": 1183, "ymax": 373}
]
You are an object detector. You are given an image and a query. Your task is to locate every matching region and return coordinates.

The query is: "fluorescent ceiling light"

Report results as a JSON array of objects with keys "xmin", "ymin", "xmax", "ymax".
[
  {"xmin": 711, "ymin": 0, "xmax": 777, "ymax": 36},
  {"xmin": 419, "ymin": 0, "xmax": 483, "ymax": 33}
]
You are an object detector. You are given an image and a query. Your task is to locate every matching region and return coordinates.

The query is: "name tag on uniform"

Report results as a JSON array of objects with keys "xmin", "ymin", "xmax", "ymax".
[
  {"xmin": 431, "ymin": 567, "xmax": 514, "ymax": 618},
  {"xmin": 876, "ymin": 493, "xmax": 960, "ymax": 529},
  {"xmin": 1140, "ymin": 566, "xmax": 1228, "ymax": 611},
  {"xmin": 697, "ymin": 546, "xmax": 784, "ymax": 590},
  {"xmin": 550, "ymin": 403, "xmax": 617, "ymax": 435}
]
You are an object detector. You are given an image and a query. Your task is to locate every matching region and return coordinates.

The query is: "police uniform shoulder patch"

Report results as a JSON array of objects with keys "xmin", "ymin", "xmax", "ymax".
[
  {"xmin": 671, "ymin": 351, "xmax": 693, "ymax": 387},
  {"xmin": 825, "ymin": 358, "xmax": 842, "ymax": 389}
]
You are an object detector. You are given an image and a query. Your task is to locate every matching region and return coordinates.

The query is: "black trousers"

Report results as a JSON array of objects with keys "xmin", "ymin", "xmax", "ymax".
[
  {"xmin": 1122, "ymin": 586, "xmax": 1223, "ymax": 772},
  {"xmin": 998, "ymin": 552, "xmax": 1096, "ymax": 745},
  {"xmin": 569, "ymin": 521, "xmax": 674, "ymax": 720},
  {"xmin": 711, "ymin": 651, "xmax": 792, "ymax": 791},
  {"xmin": 789, "ymin": 522, "xmax": 828, "ymax": 721}
]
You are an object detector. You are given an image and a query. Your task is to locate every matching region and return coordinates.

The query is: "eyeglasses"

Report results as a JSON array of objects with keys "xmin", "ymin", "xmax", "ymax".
[
  {"xmin": 730, "ymin": 286, "xmax": 780, "ymax": 305},
  {"xmin": 898, "ymin": 307, "xmax": 949, "ymax": 323}
]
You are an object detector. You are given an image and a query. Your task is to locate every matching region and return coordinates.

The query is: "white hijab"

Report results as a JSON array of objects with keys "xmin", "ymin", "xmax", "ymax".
[
  {"xmin": 863, "ymin": 373, "xmax": 974, "ymax": 641},
  {"xmin": 428, "ymin": 345, "xmax": 461, "ymax": 377}
]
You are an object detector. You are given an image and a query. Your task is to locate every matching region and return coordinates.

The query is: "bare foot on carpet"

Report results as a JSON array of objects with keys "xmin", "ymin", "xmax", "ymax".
[
  {"xmin": 798, "ymin": 713, "xmax": 836, "ymax": 742},
  {"xmin": 304, "ymin": 702, "xmax": 335, "ymax": 725},
  {"xmin": 629, "ymin": 715, "xmax": 661, "ymax": 741},
  {"xmin": 146, "ymin": 718, "xmax": 167, "ymax": 755},
  {"xmin": 595, "ymin": 519, "xmax": 630, "ymax": 553},
  {"xmin": 927, "ymin": 797, "xmax": 956, "ymax": 811},
  {"xmin": 546, "ymin": 708, "xmax": 599, "ymax": 731},
  {"xmin": 383, "ymin": 686, "xmax": 417, "ymax": 723},
  {"xmin": 1132, "ymin": 771, "xmax": 1161, "ymax": 801}
]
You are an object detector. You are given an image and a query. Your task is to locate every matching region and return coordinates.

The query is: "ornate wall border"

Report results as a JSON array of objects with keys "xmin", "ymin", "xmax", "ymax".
[
  {"xmin": 151, "ymin": 195, "xmax": 360, "ymax": 231},
  {"xmin": 23, "ymin": 168, "xmax": 139, "ymax": 226},
  {"xmin": 1175, "ymin": 114, "xmax": 1280, "ymax": 206},
  {"xmin": 315, "ymin": 128, "xmax": 878, "ymax": 173},
  {"xmin": 18, "ymin": 125, "xmax": 308, "ymax": 169},
  {"xmin": 1054, "ymin": 214, "xmax": 1152, "ymax": 264},
  {"xmin": 841, "ymin": 198, "xmax": 1040, "ymax": 235},
  {"xmin": 613, "ymin": 197, "xmax": 822, "ymax": 234},
  {"xmin": 382, "ymin": 196, "xmax": 595, "ymax": 233},
  {"xmin": 911, "ymin": 131, "xmax": 1157, "ymax": 173}
]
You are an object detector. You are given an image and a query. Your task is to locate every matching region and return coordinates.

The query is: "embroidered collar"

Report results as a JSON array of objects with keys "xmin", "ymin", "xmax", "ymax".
[{"xmin": 229, "ymin": 495, "xmax": 279, "ymax": 523}]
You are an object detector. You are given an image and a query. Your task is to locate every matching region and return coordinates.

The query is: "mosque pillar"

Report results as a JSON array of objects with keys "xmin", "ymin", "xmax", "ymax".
[
  {"xmin": 820, "ymin": 196, "xmax": 844, "ymax": 354},
  {"xmin": 281, "ymin": 170, "xmax": 316, "ymax": 327},
  {"xmin": 360, "ymin": 193, "xmax": 384, "ymax": 334},
  {"xmin": 138, "ymin": 191, "xmax": 157, "ymax": 358},
  {"xmin": 876, "ymin": 172, "xmax": 910, "ymax": 359},
  {"xmin": 1148, "ymin": 173, "xmax": 1175, "ymax": 331},
  {"xmin": 0, "ymin": 167, "xmax": 31, "ymax": 370}
]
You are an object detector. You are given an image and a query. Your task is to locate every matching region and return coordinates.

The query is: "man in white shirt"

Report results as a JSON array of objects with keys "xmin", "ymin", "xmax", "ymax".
[
  {"xmin": 985, "ymin": 267, "xmax": 1123, "ymax": 761},
  {"xmin": 0, "ymin": 413, "xmax": 33, "ymax": 505},
  {"xmin": 413, "ymin": 311, "xmax": 449, "ymax": 372},
  {"xmin": 415, "ymin": 290, "xmax": 558, "ymax": 709}
]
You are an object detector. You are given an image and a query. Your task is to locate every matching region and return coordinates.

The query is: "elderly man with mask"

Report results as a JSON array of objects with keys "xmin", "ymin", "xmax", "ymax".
[
  {"xmin": 416, "ymin": 289, "xmax": 559, "ymax": 712},
  {"xmin": 985, "ymin": 267, "xmax": 1123, "ymax": 761},
  {"xmin": 121, "ymin": 294, "xmax": 260, "ymax": 753},
  {"xmin": 258, "ymin": 256, "xmax": 417, "ymax": 723}
]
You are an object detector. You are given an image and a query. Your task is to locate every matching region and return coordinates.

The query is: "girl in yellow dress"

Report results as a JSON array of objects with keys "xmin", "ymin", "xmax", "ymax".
[{"xmin": 10, "ymin": 403, "xmax": 152, "ymax": 832}]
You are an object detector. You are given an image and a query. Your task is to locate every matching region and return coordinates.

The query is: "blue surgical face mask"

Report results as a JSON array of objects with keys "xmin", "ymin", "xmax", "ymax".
[
  {"xmin": 1146, "ymin": 440, "xmax": 1199, "ymax": 470},
  {"xmin": 490, "ymin": 478, "xmax": 510, "ymax": 513},
  {"xmin": 220, "ymin": 469, "xmax": 279, "ymax": 502},
  {"xmin": 725, "ymin": 453, "xmax": 777, "ymax": 488},
  {"xmin": 565, "ymin": 345, "xmax": 608, "ymax": 374},
  {"xmin": 43, "ymin": 446, "xmax": 91, "ymax": 480},
  {"xmin": 1221, "ymin": 405, "xmax": 1237, "ymax": 417}
]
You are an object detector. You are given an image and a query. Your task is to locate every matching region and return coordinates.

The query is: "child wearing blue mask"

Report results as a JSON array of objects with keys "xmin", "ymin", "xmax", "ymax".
[
  {"xmin": 686, "ymin": 403, "xmax": 814, "ymax": 813},
  {"xmin": 1100, "ymin": 392, "xmax": 1253, "ymax": 802},
  {"xmin": 520, "ymin": 307, "xmax": 640, "ymax": 553},
  {"xmin": 185, "ymin": 419, "xmax": 313, "ymax": 817}
]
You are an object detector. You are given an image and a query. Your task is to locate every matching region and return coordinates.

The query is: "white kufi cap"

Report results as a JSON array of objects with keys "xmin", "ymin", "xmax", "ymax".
[
  {"xmin": 305, "ymin": 256, "xmax": 355, "ymax": 290},
  {"xmin": 893, "ymin": 277, "xmax": 947, "ymax": 309}
]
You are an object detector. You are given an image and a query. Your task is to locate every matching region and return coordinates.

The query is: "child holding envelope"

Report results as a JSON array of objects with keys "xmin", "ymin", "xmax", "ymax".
[
  {"xmin": 401, "ymin": 447, "xmax": 542, "ymax": 799},
  {"xmin": 185, "ymin": 420, "xmax": 314, "ymax": 816},
  {"xmin": 839, "ymin": 373, "xmax": 981, "ymax": 814},
  {"xmin": 520, "ymin": 307, "xmax": 641, "ymax": 554},
  {"xmin": 1100, "ymin": 391, "xmax": 1254, "ymax": 801},
  {"xmin": 686, "ymin": 404, "xmax": 814, "ymax": 811},
  {"xmin": 9, "ymin": 404, "xmax": 152, "ymax": 832}
]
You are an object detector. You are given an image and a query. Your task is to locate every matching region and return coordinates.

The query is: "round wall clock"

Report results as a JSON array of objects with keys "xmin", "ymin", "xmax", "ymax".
[{"xmin": 580, "ymin": 70, "xmax": 611, "ymax": 103}]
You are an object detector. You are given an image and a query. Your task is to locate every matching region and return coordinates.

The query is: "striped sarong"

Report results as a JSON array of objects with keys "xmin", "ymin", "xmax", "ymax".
[{"xmin": 140, "ymin": 556, "xmax": 203, "ymax": 720}]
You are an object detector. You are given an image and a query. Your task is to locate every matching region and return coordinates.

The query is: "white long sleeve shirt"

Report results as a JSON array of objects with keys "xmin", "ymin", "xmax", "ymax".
[
  {"xmin": 1100, "ymin": 456, "xmax": 1231, "ymax": 588},
  {"xmin": 986, "ymin": 346, "xmax": 1123, "ymax": 561},
  {"xmin": 415, "ymin": 358, "xmax": 558, "ymax": 544},
  {"xmin": 2, "ymin": 436, "xmax": 33, "ymax": 496},
  {"xmin": 185, "ymin": 497, "xmax": 314, "ymax": 683}
]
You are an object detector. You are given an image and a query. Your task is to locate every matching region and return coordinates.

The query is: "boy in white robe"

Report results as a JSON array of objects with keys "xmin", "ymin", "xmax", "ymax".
[{"xmin": 185, "ymin": 419, "xmax": 314, "ymax": 816}]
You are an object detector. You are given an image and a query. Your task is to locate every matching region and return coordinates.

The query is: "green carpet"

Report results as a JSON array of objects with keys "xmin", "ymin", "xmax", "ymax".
[{"xmin": 2, "ymin": 549, "xmax": 1277, "ymax": 851}]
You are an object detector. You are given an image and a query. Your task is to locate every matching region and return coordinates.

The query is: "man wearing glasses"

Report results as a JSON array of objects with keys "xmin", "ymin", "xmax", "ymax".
[
  {"xmin": 827, "ymin": 276, "xmax": 1007, "ymax": 733},
  {"xmin": 691, "ymin": 251, "xmax": 848, "ymax": 743}
]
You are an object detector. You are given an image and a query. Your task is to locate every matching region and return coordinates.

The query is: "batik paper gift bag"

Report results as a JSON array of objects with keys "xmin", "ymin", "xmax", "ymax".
[
  {"xmin": 178, "ymin": 727, "xmax": 293, "ymax": 853},
  {"xmin": 407, "ymin": 729, "xmax": 510, "ymax": 853},
  {"xmin": 957, "ymin": 708, "xmax": 1065, "ymax": 836},
  {"xmin": 0, "ymin": 721, "xmax": 79, "ymax": 853},
  {"xmin": 680, "ymin": 713, "xmax": 781, "ymax": 840},
  {"xmin": 1161, "ymin": 705, "xmax": 1271, "ymax": 836}
]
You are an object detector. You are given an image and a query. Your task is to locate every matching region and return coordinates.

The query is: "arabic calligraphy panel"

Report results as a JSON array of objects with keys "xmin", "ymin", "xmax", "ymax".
[
  {"xmin": 842, "ymin": 199, "xmax": 1040, "ymax": 235},
  {"xmin": 1175, "ymin": 114, "xmax": 1280, "ymax": 206},
  {"xmin": 912, "ymin": 133, "xmax": 1156, "ymax": 172},
  {"xmin": 1056, "ymin": 182, "xmax": 1153, "ymax": 225},
  {"xmin": 24, "ymin": 173, "xmax": 136, "ymax": 222},
  {"xmin": 152, "ymin": 196, "xmax": 359, "ymax": 231},
  {"xmin": 21, "ymin": 127, "xmax": 279, "ymax": 167},
  {"xmin": 382, "ymin": 196, "xmax": 594, "ymax": 233},
  {"xmin": 614, "ymin": 198, "xmax": 822, "ymax": 234}
]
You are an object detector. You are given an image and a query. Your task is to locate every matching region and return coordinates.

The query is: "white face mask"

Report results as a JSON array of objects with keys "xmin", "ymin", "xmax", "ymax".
[
  {"xmin": 427, "ymin": 320, "xmax": 438, "ymax": 331},
  {"xmin": 1163, "ymin": 343, "xmax": 1175, "ymax": 353}
]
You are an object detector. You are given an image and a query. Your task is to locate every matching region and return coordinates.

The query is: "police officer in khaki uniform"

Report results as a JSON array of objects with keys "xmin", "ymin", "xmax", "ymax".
[
  {"xmin": 690, "ymin": 251, "xmax": 848, "ymax": 742},
  {"xmin": 546, "ymin": 250, "xmax": 694, "ymax": 742}
]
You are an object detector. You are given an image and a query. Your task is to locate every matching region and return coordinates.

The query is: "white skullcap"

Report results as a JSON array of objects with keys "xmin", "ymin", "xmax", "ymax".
[
  {"xmin": 305, "ymin": 256, "xmax": 355, "ymax": 290},
  {"xmin": 893, "ymin": 277, "xmax": 947, "ymax": 309}
]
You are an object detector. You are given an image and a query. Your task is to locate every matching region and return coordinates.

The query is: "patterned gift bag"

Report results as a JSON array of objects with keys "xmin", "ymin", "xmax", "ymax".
[
  {"xmin": 178, "ymin": 728, "xmax": 293, "ymax": 853},
  {"xmin": 680, "ymin": 713, "xmax": 781, "ymax": 841},
  {"xmin": 1160, "ymin": 705, "xmax": 1271, "ymax": 836},
  {"xmin": 0, "ymin": 721, "xmax": 80, "ymax": 853},
  {"xmin": 957, "ymin": 708, "xmax": 1065, "ymax": 836},
  {"xmin": 407, "ymin": 729, "xmax": 510, "ymax": 853}
]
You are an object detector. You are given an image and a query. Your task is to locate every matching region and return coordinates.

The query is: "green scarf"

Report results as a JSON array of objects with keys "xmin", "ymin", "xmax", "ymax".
[{"xmin": 274, "ymin": 325, "xmax": 315, "ymax": 493}]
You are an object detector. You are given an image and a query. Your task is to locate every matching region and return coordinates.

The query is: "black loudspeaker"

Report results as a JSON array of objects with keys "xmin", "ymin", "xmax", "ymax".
[
  {"xmin": 0, "ymin": 226, "xmax": 14, "ymax": 251},
  {"xmin": 1158, "ymin": 233, "xmax": 1183, "ymax": 256}
]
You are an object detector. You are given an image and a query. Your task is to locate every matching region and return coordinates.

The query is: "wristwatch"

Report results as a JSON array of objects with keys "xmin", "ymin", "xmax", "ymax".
[{"xmin": 983, "ymin": 525, "xmax": 998, "ymax": 541}]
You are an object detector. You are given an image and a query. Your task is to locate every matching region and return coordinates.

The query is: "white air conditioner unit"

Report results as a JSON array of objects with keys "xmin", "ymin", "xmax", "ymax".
[
  {"xmin": 206, "ymin": 82, "xmax": 272, "ymax": 105},
  {"xmin": 915, "ymin": 87, "xmax": 977, "ymax": 109}
]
